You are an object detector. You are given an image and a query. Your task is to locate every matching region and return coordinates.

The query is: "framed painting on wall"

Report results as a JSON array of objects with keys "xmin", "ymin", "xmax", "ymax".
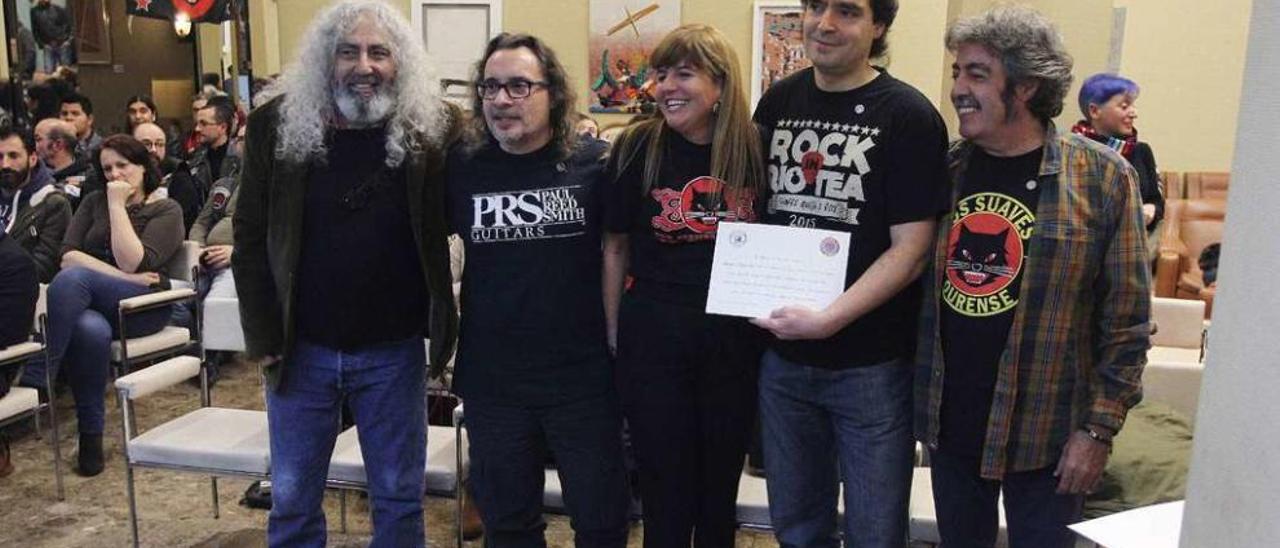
[
  {"xmin": 752, "ymin": 0, "xmax": 809, "ymax": 108},
  {"xmin": 588, "ymin": 0, "xmax": 680, "ymax": 114},
  {"xmin": 73, "ymin": 0, "xmax": 113, "ymax": 65}
]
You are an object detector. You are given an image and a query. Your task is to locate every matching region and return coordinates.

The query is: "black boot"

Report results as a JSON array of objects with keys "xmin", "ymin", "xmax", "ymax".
[{"xmin": 77, "ymin": 433, "xmax": 104, "ymax": 477}]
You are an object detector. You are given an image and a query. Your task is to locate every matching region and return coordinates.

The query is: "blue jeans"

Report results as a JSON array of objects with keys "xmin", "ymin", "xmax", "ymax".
[
  {"xmin": 466, "ymin": 393, "xmax": 631, "ymax": 548},
  {"xmin": 42, "ymin": 267, "xmax": 170, "ymax": 435},
  {"xmin": 41, "ymin": 42, "xmax": 73, "ymax": 72},
  {"xmin": 266, "ymin": 337, "xmax": 427, "ymax": 548},
  {"xmin": 758, "ymin": 350, "xmax": 913, "ymax": 548},
  {"xmin": 929, "ymin": 449, "xmax": 1083, "ymax": 548}
]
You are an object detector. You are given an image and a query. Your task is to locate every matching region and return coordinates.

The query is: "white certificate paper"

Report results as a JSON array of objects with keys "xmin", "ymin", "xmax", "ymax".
[{"xmin": 706, "ymin": 222, "xmax": 850, "ymax": 319}]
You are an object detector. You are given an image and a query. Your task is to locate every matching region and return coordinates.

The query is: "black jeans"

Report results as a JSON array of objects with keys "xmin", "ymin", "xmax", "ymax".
[
  {"xmin": 929, "ymin": 448, "xmax": 1084, "ymax": 548},
  {"xmin": 615, "ymin": 289, "xmax": 760, "ymax": 548},
  {"xmin": 466, "ymin": 392, "xmax": 631, "ymax": 548}
]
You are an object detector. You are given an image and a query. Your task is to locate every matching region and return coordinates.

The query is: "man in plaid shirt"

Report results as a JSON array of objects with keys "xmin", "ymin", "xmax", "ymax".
[{"xmin": 915, "ymin": 6, "xmax": 1151, "ymax": 547}]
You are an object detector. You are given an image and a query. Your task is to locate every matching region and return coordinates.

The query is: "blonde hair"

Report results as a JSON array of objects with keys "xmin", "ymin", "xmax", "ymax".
[{"xmin": 611, "ymin": 24, "xmax": 764, "ymax": 200}]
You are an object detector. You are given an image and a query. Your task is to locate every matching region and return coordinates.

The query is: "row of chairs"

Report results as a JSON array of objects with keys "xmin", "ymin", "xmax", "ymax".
[
  {"xmin": 1159, "ymin": 171, "xmax": 1229, "ymax": 202},
  {"xmin": 0, "ymin": 240, "xmax": 203, "ymax": 504}
]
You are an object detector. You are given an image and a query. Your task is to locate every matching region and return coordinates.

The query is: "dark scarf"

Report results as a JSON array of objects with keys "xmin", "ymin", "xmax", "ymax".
[{"xmin": 1071, "ymin": 120, "xmax": 1138, "ymax": 160}]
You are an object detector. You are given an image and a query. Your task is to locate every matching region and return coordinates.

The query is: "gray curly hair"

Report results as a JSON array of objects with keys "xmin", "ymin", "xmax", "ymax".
[
  {"xmin": 256, "ymin": 0, "xmax": 445, "ymax": 168},
  {"xmin": 946, "ymin": 5, "xmax": 1074, "ymax": 123}
]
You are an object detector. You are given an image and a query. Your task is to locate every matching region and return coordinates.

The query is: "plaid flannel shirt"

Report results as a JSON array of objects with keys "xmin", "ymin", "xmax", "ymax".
[{"xmin": 914, "ymin": 123, "xmax": 1152, "ymax": 479}]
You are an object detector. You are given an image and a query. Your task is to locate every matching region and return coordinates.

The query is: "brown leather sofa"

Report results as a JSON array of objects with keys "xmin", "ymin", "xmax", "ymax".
[
  {"xmin": 1155, "ymin": 199, "xmax": 1226, "ymax": 316},
  {"xmin": 1184, "ymin": 171, "xmax": 1229, "ymax": 200}
]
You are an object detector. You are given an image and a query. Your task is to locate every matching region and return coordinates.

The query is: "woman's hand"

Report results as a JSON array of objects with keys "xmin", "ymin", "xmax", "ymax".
[
  {"xmin": 106, "ymin": 180, "xmax": 134, "ymax": 206},
  {"xmin": 129, "ymin": 271, "xmax": 162, "ymax": 287}
]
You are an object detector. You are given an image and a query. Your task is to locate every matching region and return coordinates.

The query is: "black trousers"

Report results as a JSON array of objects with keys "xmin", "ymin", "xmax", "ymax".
[
  {"xmin": 615, "ymin": 289, "xmax": 760, "ymax": 548},
  {"xmin": 467, "ymin": 392, "xmax": 631, "ymax": 548},
  {"xmin": 929, "ymin": 448, "xmax": 1084, "ymax": 548}
]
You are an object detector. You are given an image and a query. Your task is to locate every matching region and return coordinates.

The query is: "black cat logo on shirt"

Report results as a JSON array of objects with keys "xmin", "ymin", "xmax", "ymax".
[
  {"xmin": 650, "ymin": 176, "xmax": 755, "ymax": 243},
  {"xmin": 766, "ymin": 119, "xmax": 877, "ymax": 225},
  {"xmin": 942, "ymin": 192, "xmax": 1034, "ymax": 317},
  {"xmin": 470, "ymin": 184, "xmax": 587, "ymax": 243}
]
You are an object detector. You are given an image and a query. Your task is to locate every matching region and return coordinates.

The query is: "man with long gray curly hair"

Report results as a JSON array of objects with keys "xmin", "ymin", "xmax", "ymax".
[{"xmin": 232, "ymin": 1, "xmax": 461, "ymax": 546}]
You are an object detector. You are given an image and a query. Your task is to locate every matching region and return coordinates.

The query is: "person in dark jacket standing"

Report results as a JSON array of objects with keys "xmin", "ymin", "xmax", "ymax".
[
  {"xmin": 1071, "ymin": 73, "xmax": 1166, "ymax": 260},
  {"xmin": 30, "ymin": 0, "xmax": 74, "ymax": 73},
  {"xmin": 0, "ymin": 126, "xmax": 71, "ymax": 283},
  {"xmin": 232, "ymin": 1, "xmax": 460, "ymax": 546}
]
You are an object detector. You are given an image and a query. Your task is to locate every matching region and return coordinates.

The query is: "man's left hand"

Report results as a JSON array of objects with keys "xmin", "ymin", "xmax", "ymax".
[
  {"xmin": 202, "ymin": 245, "xmax": 234, "ymax": 270},
  {"xmin": 1054, "ymin": 430, "xmax": 1110, "ymax": 494},
  {"xmin": 751, "ymin": 306, "xmax": 838, "ymax": 340}
]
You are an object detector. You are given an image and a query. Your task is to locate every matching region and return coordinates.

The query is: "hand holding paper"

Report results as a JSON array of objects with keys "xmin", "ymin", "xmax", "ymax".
[{"xmin": 705, "ymin": 222, "xmax": 850, "ymax": 325}]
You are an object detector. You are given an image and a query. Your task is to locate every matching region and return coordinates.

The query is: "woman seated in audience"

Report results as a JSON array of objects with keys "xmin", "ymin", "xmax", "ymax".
[
  {"xmin": 602, "ymin": 23, "xmax": 766, "ymax": 547},
  {"xmin": 1072, "ymin": 73, "xmax": 1165, "ymax": 259},
  {"xmin": 46, "ymin": 135, "xmax": 183, "ymax": 477}
]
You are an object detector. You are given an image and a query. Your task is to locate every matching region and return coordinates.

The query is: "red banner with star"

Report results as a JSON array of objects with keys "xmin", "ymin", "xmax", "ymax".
[{"xmin": 126, "ymin": 0, "xmax": 234, "ymax": 24}]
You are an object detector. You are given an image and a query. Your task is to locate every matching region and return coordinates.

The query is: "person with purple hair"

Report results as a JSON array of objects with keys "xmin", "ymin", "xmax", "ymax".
[{"xmin": 1072, "ymin": 73, "xmax": 1165, "ymax": 259}]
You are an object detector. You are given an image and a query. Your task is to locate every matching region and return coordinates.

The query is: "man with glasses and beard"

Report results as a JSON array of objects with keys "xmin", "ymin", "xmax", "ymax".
[
  {"xmin": 232, "ymin": 1, "xmax": 461, "ymax": 546},
  {"xmin": 0, "ymin": 126, "xmax": 71, "ymax": 283}
]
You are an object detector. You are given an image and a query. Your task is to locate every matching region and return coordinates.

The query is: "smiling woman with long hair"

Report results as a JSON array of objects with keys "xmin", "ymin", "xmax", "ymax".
[
  {"xmin": 44, "ymin": 134, "xmax": 183, "ymax": 477},
  {"xmin": 602, "ymin": 23, "xmax": 766, "ymax": 547}
]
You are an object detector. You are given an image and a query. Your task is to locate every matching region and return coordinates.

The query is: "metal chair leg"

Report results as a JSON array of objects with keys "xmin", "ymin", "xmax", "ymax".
[
  {"xmin": 125, "ymin": 461, "xmax": 140, "ymax": 547},
  {"xmin": 45, "ymin": 347, "xmax": 64, "ymax": 500},
  {"xmin": 341, "ymin": 489, "xmax": 348, "ymax": 533},
  {"xmin": 456, "ymin": 418, "xmax": 464, "ymax": 548},
  {"xmin": 210, "ymin": 476, "xmax": 220, "ymax": 518}
]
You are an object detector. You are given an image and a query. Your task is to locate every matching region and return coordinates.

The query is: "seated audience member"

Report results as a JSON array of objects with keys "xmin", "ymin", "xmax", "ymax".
[
  {"xmin": 184, "ymin": 171, "xmax": 239, "ymax": 377},
  {"xmin": 188, "ymin": 96, "xmax": 241, "ymax": 201},
  {"xmin": 1072, "ymin": 73, "xmax": 1164, "ymax": 259},
  {"xmin": 134, "ymin": 122, "xmax": 200, "ymax": 232},
  {"xmin": 0, "ymin": 126, "xmax": 72, "ymax": 283},
  {"xmin": 0, "ymin": 225, "xmax": 40, "ymax": 478},
  {"xmin": 25, "ymin": 83, "xmax": 63, "ymax": 126},
  {"xmin": 575, "ymin": 112, "xmax": 600, "ymax": 139},
  {"xmin": 60, "ymin": 93, "xmax": 103, "ymax": 165},
  {"xmin": 124, "ymin": 94, "xmax": 158, "ymax": 132},
  {"xmin": 34, "ymin": 118, "xmax": 95, "ymax": 198},
  {"xmin": 125, "ymin": 95, "xmax": 186, "ymax": 160},
  {"xmin": 183, "ymin": 92, "xmax": 218, "ymax": 156},
  {"xmin": 44, "ymin": 135, "xmax": 183, "ymax": 477}
]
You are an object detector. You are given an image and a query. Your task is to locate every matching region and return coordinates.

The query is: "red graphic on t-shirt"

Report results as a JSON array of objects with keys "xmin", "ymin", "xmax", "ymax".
[
  {"xmin": 650, "ymin": 176, "xmax": 755, "ymax": 241},
  {"xmin": 945, "ymin": 212, "xmax": 1022, "ymax": 297},
  {"xmin": 801, "ymin": 151, "xmax": 824, "ymax": 186}
]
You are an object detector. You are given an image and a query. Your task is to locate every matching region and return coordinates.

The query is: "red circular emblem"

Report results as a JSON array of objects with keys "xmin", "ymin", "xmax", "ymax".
[{"xmin": 945, "ymin": 212, "xmax": 1023, "ymax": 297}]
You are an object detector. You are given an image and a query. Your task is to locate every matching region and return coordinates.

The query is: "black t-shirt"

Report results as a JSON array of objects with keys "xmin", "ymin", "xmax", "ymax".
[
  {"xmin": 603, "ymin": 127, "xmax": 758, "ymax": 306},
  {"xmin": 753, "ymin": 67, "xmax": 949, "ymax": 369},
  {"xmin": 446, "ymin": 138, "xmax": 612, "ymax": 405},
  {"xmin": 295, "ymin": 127, "xmax": 428, "ymax": 350},
  {"xmin": 938, "ymin": 146, "xmax": 1044, "ymax": 457}
]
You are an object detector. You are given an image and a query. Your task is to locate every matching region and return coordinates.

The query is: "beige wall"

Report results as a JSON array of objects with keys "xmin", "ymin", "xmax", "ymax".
[
  {"xmin": 249, "ymin": 0, "xmax": 1249, "ymax": 171},
  {"xmin": 1114, "ymin": 0, "xmax": 1252, "ymax": 172},
  {"xmin": 1, "ymin": 7, "xmax": 9, "ymax": 81}
]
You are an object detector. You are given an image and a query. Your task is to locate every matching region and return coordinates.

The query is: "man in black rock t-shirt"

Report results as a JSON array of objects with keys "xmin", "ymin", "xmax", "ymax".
[
  {"xmin": 750, "ymin": 0, "xmax": 949, "ymax": 546},
  {"xmin": 444, "ymin": 34, "xmax": 629, "ymax": 548}
]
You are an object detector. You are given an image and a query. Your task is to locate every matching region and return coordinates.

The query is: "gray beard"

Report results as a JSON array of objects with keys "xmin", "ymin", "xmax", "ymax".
[{"xmin": 334, "ymin": 85, "xmax": 395, "ymax": 127}]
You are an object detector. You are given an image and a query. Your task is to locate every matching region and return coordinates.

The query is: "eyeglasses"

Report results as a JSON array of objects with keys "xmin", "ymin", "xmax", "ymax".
[
  {"xmin": 139, "ymin": 139, "xmax": 166, "ymax": 150},
  {"xmin": 476, "ymin": 79, "xmax": 548, "ymax": 100}
]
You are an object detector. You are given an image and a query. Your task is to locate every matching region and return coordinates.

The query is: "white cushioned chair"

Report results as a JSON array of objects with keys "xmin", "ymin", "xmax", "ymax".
[
  {"xmin": 111, "ymin": 241, "xmax": 203, "ymax": 379},
  {"xmin": 114, "ymin": 356, "xmax": 271, "ymax": 548},
  {"xmin": 0, "ymin": 284, "xmax": 64, "ymax": 500}
]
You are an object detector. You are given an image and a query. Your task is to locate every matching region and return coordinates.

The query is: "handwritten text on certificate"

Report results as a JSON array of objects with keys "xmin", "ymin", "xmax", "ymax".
[{"xmin": 705, "ymin": 222, "xmax": 850, "ymax": 319}]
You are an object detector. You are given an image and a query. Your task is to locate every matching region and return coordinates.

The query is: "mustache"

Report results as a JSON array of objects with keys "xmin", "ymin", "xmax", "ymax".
[{"xmin": 953, "ymin": 94, "xmax": 981, "ymax": 110}]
